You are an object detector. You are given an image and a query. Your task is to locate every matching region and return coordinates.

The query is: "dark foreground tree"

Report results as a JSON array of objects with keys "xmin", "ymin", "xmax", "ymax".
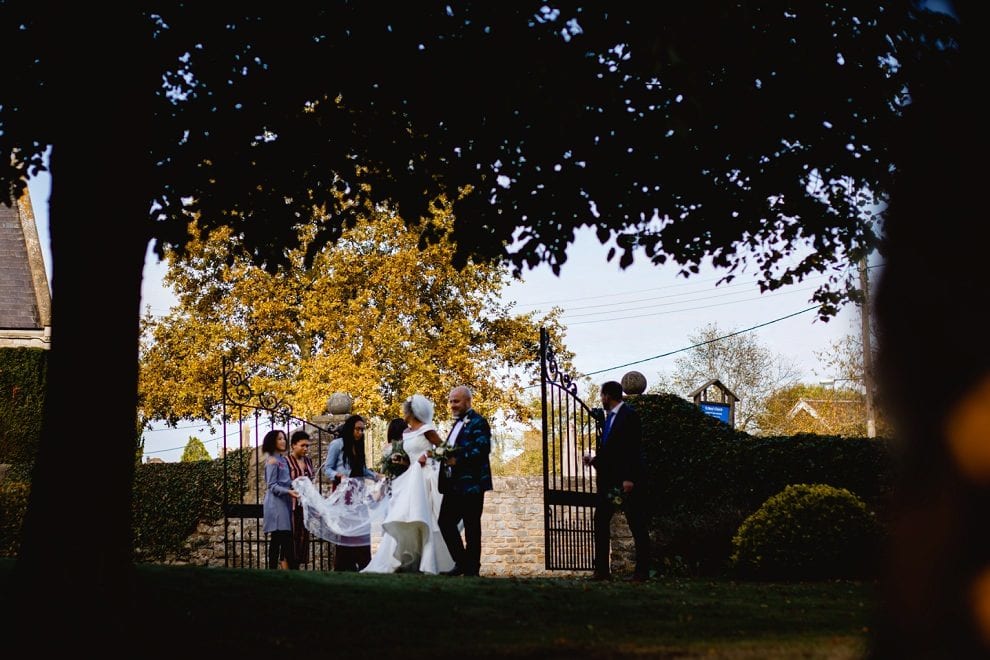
[
  {"xmin": 0, "ymin": 2, "xmax": 961, "ymax": 652},
  {"xmin": 872, "ymin": 2, "xmax": 987, "ymax": 657}
]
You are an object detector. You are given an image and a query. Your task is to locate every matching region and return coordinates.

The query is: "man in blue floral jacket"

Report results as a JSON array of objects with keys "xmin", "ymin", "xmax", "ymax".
[{"xmin": 438, "ymin": 385, "xmax": 493, "ymax": 577}]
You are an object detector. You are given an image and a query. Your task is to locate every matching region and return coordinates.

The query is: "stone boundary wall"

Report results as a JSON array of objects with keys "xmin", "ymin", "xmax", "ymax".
[{"xmin": 160, "ymin": 476, "xmax": 638, "ymax": 577}]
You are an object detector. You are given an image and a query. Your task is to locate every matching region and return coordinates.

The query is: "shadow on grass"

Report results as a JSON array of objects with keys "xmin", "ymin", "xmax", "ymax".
[{"xmin": 0, "ymin": 559, "xmax": 875, "ymax": 658}]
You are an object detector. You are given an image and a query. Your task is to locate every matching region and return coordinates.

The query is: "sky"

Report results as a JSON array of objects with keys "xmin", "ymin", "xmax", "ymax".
[{"xmin": 26, "ymin": 173, "xmax": 864, "ymax": 462}]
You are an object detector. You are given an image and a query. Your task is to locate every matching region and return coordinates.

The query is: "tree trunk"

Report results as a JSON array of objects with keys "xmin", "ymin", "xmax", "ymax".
[{"xmin": 5, "ymin": 10, "xmax": 151, "ymax": 652}]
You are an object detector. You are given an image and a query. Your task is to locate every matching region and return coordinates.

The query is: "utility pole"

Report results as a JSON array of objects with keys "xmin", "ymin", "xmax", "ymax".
[{"xmin": 859, "ymin": 258, "xmax": 877, "ymax": 438}]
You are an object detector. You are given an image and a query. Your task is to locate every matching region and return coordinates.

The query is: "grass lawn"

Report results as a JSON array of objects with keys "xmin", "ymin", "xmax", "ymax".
[{"xmin": 1, "ymin": 560, "xmax": 876, "ymax": 658}]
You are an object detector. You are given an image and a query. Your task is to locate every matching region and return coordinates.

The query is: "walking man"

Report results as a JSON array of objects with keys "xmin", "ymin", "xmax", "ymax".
[
  {"xmin": 584, "ymin": 380, "xmax": 651, "ymax": 581},
  {"xmin": 438, "ymin": 385, "xmax": 492, "ymax": 577}
]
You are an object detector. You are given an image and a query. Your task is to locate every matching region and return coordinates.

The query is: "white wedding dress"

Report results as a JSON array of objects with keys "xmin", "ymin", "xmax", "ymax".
[{"xmin": 362, "ymin": 423, "xmax": 455, "ymax": 574}]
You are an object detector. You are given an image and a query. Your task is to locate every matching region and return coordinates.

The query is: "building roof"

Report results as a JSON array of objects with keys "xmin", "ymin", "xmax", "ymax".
[
  {"xmin": 786, "ymin": 397, "xmax": 862, "ymax": 423},
  {"xmin": 687, "ymin": 378, "xmax": 740, "ymax": 402},
  {"xmin": 787, "ymin": 399, "xmax": 822, "ymax": 420},
  {"xmin": 0, "ymin": 191, "xmax": 51, "ymax": 348}
]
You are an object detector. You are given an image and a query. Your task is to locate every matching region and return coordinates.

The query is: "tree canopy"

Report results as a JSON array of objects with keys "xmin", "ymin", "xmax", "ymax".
[
  {"xmin": 755, "ymin": 383, "xmax": 869, "ymax": 437},
  {"xmin": 140, "ymin": 203, "xmax": 568, "ymax": 424},
  {"xmin": 2, "ymin": 3, "xmax": 958, "ymax": 314}
]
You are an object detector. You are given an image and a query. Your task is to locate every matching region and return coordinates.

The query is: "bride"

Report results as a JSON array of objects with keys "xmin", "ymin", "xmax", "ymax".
[{"xmin": 362, "ymin": 394, "xmax": 455, "ymax": 574}]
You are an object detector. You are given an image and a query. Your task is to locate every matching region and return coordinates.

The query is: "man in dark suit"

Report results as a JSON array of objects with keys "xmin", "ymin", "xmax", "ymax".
[
  {"xmin": 438, "ymin": 385, "xmax": 493, "ymax": 577},
  {"xmin": 584, "ymin": 380, "xmax": 651, "ymax": 581}
]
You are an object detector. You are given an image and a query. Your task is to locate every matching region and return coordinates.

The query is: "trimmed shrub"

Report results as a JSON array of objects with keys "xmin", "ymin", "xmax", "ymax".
[{"xmin": 730, "ymin": 483, "xmax": 882, "ymax": 580}]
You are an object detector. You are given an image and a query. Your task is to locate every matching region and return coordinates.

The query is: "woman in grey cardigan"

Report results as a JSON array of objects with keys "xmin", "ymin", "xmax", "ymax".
[
  {"xmin": 322, "ymin": 415, "xmax": 378, "ymax": 570},
  {"xmin": 262, "ymin": 429, "xmax": 298, "ymax": 569}
]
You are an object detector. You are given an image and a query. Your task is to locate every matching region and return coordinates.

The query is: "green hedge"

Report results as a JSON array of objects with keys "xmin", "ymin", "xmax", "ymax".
[
  {"xmin": 0, "ymin": 449, "xmax": 251, "ymax": 561},
  {"xmin": 133, "ymin": 448, "xmax": 251, "ymax": 561},
  {"xmin": 0, "ymin": 480, "xmax": 30, "ymax": 556},
  {"xmin": 0, "ymin": 348, "xmax": 47, "ymax": 465},
  {"xmin": 633, "ymin": 393, "xmax": 894, "ymax": 575}
]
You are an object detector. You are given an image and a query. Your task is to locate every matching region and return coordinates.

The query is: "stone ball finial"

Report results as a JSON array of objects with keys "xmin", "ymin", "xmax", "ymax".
[
  {"xmin": 621, "ymin": 371, "xmax": 647, "ymax": 395},
  {"xmin": 326, "ymin": 392, "xmax": 353, "ymax": 415}
]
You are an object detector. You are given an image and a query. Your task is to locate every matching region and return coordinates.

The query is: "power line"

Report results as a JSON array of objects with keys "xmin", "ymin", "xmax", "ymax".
[
  {"xmin": 141, "ymin": 264, "xmax": 883, "ymax": 321},
  {"xmin": 543, "ymin": 304, "xmax": 821, "ymax": 384},
  {"xmin": 566, "ymin": 286, "xmax": 821, "ymax": 325},
  {"xmin": 513, "ymin": 261, "xmax": 883, "ymax": 310},
  {"xmin": 143, "ymin": 433, "xmax": 224, "ymax": 455},
  {"xmin": 552, "ymin": 273, "xmax": 819, "ymax": 314},
  {"xmin": 561, "ymin": 283, "xmax": 820, "ymax": 320},
  {"xmin": 143, "ymin": 422, "xmax": 215, "ymax": 432},
  {"xmin": 511, "ymin": 272, "xmax": 735, "ymax": 308}
]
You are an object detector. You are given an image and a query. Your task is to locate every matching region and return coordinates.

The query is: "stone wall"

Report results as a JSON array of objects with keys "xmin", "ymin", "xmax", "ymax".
[
  {"xmin": 481, "ymin": 476, "xmax": 559, "ymax": 576},
  {"xmin": 156, "ymin": 475, "xmax": 639, "ymax": 577}
]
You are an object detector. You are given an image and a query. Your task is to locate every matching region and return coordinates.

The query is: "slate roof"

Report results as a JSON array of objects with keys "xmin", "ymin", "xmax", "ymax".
[{"xmin": 0, "ymin": 191, "xmax": 51, "ymax": 340}]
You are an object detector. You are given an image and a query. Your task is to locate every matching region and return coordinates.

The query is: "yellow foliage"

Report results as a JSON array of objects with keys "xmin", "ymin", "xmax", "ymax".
[
  {"xmin": 140, "ymin": 202, "xmax": 571, "ymax": 426},
  {"xmin": 755, "ymin": 384, "xmax": 890, "ymax": 437},
  {"xmin": 499, "ymin": 426, "xmax": 544, "ymax": 476}
]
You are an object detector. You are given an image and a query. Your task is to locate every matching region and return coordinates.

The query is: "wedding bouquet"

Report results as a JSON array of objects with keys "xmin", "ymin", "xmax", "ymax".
[
  {"xmin": 428, "ymin": 443, "xmax": 459, "ymax": 463},
  {"xmin": 607, "ymin": 486, "xmax": 625, "ymax": 508},
  {"xmin": 379, "ymin": 441, "xmax": 409, "ymax": 479}
]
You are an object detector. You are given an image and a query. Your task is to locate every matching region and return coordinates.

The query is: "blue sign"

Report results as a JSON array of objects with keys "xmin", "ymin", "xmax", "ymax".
[{"xmin": 698, "ymin": 402, "xmax": 732, "ymax": 425}]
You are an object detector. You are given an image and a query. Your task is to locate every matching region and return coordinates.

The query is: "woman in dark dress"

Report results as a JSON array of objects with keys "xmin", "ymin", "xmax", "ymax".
[{"xmin": 286, "ymin": 429, "xmax": 315, "ymax": 569}]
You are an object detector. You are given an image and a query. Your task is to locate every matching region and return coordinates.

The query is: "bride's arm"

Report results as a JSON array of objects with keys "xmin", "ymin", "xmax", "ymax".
[{"xmin": 424, "ymin": 429, "xmax": 442, "ymax": 446}]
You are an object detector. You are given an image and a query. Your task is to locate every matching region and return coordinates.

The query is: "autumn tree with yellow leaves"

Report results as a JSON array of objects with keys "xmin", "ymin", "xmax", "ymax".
[
  {"xmin": 139, "ymin": 204, "xmax": 570, "ymax": 426},
  {"xmin": 755, "ymin": 383, "xmax": 869, "ymax": 437}
]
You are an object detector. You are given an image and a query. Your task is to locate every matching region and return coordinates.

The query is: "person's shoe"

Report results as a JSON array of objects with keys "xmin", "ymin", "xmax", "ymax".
[{"xmin": 441, "ymin": 566, "xmax": 466, "ymax": 576}]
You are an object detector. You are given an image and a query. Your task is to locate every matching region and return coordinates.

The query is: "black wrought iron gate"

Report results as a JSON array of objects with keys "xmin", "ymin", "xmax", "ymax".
[
  {"xmin": 540, "ymin": 327, "xmax": 601, "ymax": 570},
  {"xmin": 221, "ymin": 358, "xmax": 339, "ymax": 571}
]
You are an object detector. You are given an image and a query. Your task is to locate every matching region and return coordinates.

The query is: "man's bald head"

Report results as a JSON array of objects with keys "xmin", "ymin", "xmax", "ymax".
[{"xmin": 448, "ymin": 385, "xmax": 473, "ymax": 417}]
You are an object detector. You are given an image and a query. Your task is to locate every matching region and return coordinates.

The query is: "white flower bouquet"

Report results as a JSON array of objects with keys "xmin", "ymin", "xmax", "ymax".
[{"xmin": 428, "ymin": 443, "xmax": 459, "ymax": 462}]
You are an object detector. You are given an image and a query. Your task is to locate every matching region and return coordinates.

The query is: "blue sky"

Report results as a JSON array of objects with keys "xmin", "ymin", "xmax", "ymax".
[{"xmin": 27, "ymin": 173, "xmax": 861, "ymax": 461}]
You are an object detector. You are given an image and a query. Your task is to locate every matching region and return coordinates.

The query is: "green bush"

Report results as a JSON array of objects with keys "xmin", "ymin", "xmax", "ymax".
[
  {"xmin": 0, "ymin": 348, "xmax": 47, "ymax": 465},
  {"xmin": 0, "ymin": 480, "xmax": 30, "ymax": 557},
  {"xmin": 651, "ymin": 500, "xmax": 751, "ymax": 576},
  {"xmin": 730, "ymin": 483, "xmax": 882, "ymax": 580}
]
